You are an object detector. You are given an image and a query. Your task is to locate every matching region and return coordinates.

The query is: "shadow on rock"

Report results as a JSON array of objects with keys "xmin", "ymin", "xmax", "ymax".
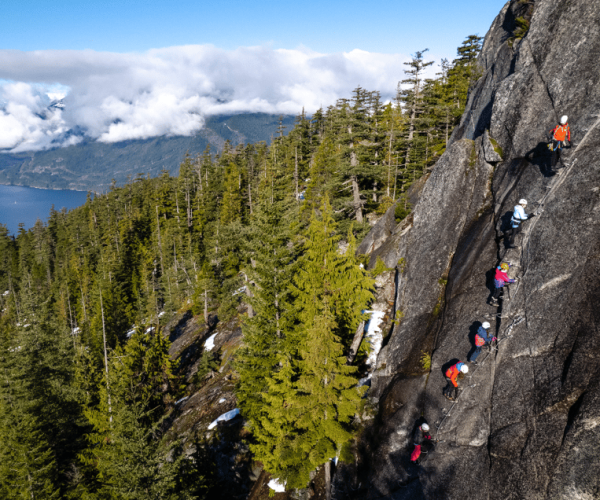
[
  {"xmin": 168, "ymin": 310, "xmax": 194, "ymax": 343},
  {"xmin": 525, "ymin": 141, "xmax": 556, "ymax": 178},
  {"xmin": 485, "ymin": 266, "xmax": 497, "ymax": 301},
  {"xmin": 175, "ymin": 314, "xmax": 219, "ymax": 378}
]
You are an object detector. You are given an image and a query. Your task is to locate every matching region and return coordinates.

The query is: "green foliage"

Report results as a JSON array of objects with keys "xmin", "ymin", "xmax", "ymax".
[
  {"xmin": 375, "ymin": 196, "xmax": 395, "ymax": 215},
  {"xmin": 194, "ymin": 351, "xmax": 221, "ymax": 385},
  {"xmin": 489, "ymin": 135, "xmax": 504, "ymax": 159},
  {"xmin": 392, "ymin": 310, "xmax": 405, "ymax": 326},
  {"xmin": 395, "ymin": 198, "xmax": 412, "ymax": 223},
  {"xmin": 469, "ymin": 141, "xmax": 478, "ymax": 168},
  {"xmin": 397, "ymin": 257, "xmax": 407, "ymax": 274},
  {"xmin": 371, "ymin": 256, "xmax": 393, "ymax": 277},
  {"xmin": 514, "ymin": 16, "xmax": 531, "ymax": 39},
  {"xmin": 242, "ymin": 198, "xmax": 373, "ymax": 489},
  {"xmin": 420, "ymin": 352, "xmax": 432, "ymax": 371}
]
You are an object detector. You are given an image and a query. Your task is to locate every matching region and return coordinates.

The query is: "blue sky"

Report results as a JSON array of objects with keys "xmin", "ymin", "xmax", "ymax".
[
  {"xmin": 3, "ymin": 0, "xmax": 506, "ymax": 59},
  {"xmin": 0, "ymin": 0, "xmax": 508, "ymax": 152}
]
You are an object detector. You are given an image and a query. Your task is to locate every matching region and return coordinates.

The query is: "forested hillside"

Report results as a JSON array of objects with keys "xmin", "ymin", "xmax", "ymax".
[{"xmin": 0, "ymin": 36, "xmax": 480, "ymax": 499}]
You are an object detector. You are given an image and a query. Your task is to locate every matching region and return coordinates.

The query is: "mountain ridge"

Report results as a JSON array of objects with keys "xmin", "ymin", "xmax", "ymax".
[{"xmin": 0, "ymin": 112, "xmax": 295, "ymax": 192}]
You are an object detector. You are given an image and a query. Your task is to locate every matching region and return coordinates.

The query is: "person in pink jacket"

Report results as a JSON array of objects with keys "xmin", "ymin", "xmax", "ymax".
[{"xmin": 490, "ymin": 262, "xmax": 516, "ymax": 305}]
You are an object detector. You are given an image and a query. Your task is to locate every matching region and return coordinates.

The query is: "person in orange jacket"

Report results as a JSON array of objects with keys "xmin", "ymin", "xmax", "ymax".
[
  {"xmin": 443, "ymin": 361, "xmax": 468, "ymax": 401},
  {"xmin": 548, "ymin": 115, "xmax": 571, "ymax": 170}
]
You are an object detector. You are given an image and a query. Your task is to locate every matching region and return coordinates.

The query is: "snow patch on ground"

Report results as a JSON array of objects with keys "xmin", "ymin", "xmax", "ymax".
[
  {"xmin": 175, "ymin": 396, "xmax": 189, "ymax": 405},
  {"xmin": 145, "ymin": 327, "xmax": 154, "ymax": 334},
  {"xmin": 218, "ymin": 398, "xmax": 226, "ymax": 403},
  {"xmin": 204, "ymin": 332, "xmax": 218, "ymax": 351},
  {"xmin": 233, "ymin": 286, "xmax": 247, "ymax": 296},
  {"xmin": 363, "ymin": 310, "xmax": 386, "ymax": 368},
  {"xmin": 268, "ymin": 479, "xmax": 286, "ymax": 493},
  {"xmin": 2, "ymin": 290, "xmax": 9, "ymax": 296},
  {"xmin": 158, "ymin": 311, "xmax": 166, "ymax": 317},
  {"xmin": 126, "ymin": 327, "xmax": 136, "ymax": 338},
  {"xmin": 207, "ymin": 408, "xmax": 240, "ymax": 430},
  {"xmin": 71, "ymin": 327, "xmax": 81, "ymax": 335}
]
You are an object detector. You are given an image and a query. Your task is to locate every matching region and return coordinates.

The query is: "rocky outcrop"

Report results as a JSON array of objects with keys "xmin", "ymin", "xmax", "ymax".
[{"xmin": 343, "ymin": 1, "xmax": 600, "ymax": 499}]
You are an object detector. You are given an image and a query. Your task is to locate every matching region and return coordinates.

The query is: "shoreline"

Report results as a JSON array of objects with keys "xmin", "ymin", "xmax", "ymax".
[{"xmin": 0, "ymin": 182, "xmax": 97, "ymax": 194}]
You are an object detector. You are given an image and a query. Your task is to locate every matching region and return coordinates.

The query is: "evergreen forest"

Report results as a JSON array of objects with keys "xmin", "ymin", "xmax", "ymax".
[{"xmin": 0, "ymin": 36, "xmax": 481, "ymax": 499}]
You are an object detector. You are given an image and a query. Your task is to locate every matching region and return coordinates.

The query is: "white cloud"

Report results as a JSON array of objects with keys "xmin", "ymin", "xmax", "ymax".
[{"xmin": 0, "ymin": 45, "xmax": 410, "ymax": 152}]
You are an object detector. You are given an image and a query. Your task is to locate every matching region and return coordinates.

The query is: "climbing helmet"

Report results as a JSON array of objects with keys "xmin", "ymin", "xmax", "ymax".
[
  {"xmin": 460, "ymin": 364, "xmax": 469, "ymax": 374},
  {"xmin": 482, "ymin": 321, "xmax": 491, "ymax": 329},
  {"xmin": 519, "ymin": 199, "xmax": 528, "ymax": 206},
  {"xmin": 421, "ymin": 423, "xmax": 430, "ymax": 431},
  {"xmin": 500, "ymin": 263, "xmax": 509, "ymax": 271},
  {"xmin": 560, "ymin": 115, "xmax": 568, "ymax": 125}
]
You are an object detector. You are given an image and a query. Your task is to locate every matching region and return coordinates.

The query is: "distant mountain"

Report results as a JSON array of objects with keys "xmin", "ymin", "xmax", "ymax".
[{"xmin": 0, "ymin": 113, "xmax": 295, "ymax": 192}]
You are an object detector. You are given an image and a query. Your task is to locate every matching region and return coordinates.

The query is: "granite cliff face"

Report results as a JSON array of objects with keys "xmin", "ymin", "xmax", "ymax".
[{"xmin": 340, "ymin": 1, "xmax": 600, "ymax": 498}]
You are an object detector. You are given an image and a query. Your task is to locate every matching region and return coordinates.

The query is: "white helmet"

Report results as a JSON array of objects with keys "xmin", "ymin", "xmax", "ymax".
[
  {"xmin": 482, "ymin": 321, "xmax": 491, "ymax": 329},
  {"xmin": 460, "ymin": 364, "xmax": 469, "ymax": 374},
  {"xmin": 519, "ymin": 199, "xmax": 527, "ymax": 206},
  {"xmin": 560, "ymin": 115, "xmax": 568, "ymax": 125},
  {"xmin": 421, "ymin": 423, "xmax": 430, "ymax": 431}
]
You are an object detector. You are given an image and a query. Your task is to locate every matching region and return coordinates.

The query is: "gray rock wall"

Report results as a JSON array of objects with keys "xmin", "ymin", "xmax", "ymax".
[{"xmin": 343, "ymin": 1, "xmax": 600, "ymax": 498}]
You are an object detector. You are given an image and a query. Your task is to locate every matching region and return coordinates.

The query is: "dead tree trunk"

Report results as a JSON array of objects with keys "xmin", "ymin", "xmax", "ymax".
[{"xmin": 346, "ymin": 321, "xmax": 366, "ymax": 364}]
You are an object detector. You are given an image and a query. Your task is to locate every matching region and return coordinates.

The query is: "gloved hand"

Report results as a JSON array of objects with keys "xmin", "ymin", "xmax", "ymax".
[
  {"xmin": 492, "ymin": 337, "xmax": 497, "ymax": 342},
  {"xmin": 528, "ymin": 213, "xmax": 536, "ymax": 219}
]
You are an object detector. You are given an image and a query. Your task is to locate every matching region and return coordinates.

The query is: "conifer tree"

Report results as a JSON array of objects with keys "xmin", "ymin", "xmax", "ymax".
[
  {"xmin": 236, "ymin": 186, "xmax": 297, "ymax": 434},
  {"xmin": 283, "ymin": 301, "xmax": 364, "ymax": 489},
  {"xmin": 398, "ymin": 50, "xmax": 435, "ymax": 189},
  {"xmin": 292, "ymin": 198, "xmax": 374, "ymax": 345}
]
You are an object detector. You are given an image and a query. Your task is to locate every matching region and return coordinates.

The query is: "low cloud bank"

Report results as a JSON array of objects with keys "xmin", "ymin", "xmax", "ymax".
[{"xmin": 0, "ymin": 45, "xmax": 408, "ymax": 152}]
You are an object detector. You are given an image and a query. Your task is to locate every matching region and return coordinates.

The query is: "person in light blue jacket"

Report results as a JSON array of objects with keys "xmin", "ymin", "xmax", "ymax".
[{"xmin": 507, "ymin": 199, "xmax": 536, "ymax": 248}]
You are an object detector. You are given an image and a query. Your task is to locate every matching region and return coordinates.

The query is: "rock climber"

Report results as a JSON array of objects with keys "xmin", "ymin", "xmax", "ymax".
[
  {"xmin": 491, "ymin": 262, "xmax": 516, "ymax": 305},
  {"xmin": 506, "ymin": 199, "xmax": 536, "ymax": 248},
  {"xmin": 443, "ymin": 361, "xmax": 468, "ymax": 401},
  {"xmin": 548, "ymin": 115, "xmax": 571, "ymax": 169},
  {"xmin": 469, "ymin": 322, "xmax": 497, "ymax": 364},
  {"xmin": 410, "ymin": 420, "xmax": 432, "ymax": 464}
]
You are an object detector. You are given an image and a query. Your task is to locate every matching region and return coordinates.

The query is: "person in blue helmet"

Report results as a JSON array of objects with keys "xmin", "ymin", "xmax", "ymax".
[{"xmin": 443, "ymin": 361, "xmax": 468, "ymax": 401}]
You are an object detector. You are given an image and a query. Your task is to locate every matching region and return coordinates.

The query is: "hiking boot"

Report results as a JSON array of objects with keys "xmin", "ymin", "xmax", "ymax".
[{"xmin": 470, "ymin": 360, "xmax": 478, "ymax": 365}]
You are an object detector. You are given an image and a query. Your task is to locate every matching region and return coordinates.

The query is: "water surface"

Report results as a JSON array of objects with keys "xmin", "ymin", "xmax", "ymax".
[{"xmin": 0, "ymin": 184, "xmax": 89, "ymax": 235}]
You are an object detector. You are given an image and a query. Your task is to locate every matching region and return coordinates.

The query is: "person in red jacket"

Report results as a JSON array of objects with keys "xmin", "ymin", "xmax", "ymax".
[
  {"xmin": 549, "ymin": 115, "xmax": 571, "ymax": 170},
  {"xmin": 410, "ymin": 421, "xmax": 432, "ymax": 464},
  {"xmin": 490, "ymin": 262, "xmax": 517, "ymax": 305},
  {"xmin": 443, "ymin": 361, "xmax": 468, "ymax": 401}
]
